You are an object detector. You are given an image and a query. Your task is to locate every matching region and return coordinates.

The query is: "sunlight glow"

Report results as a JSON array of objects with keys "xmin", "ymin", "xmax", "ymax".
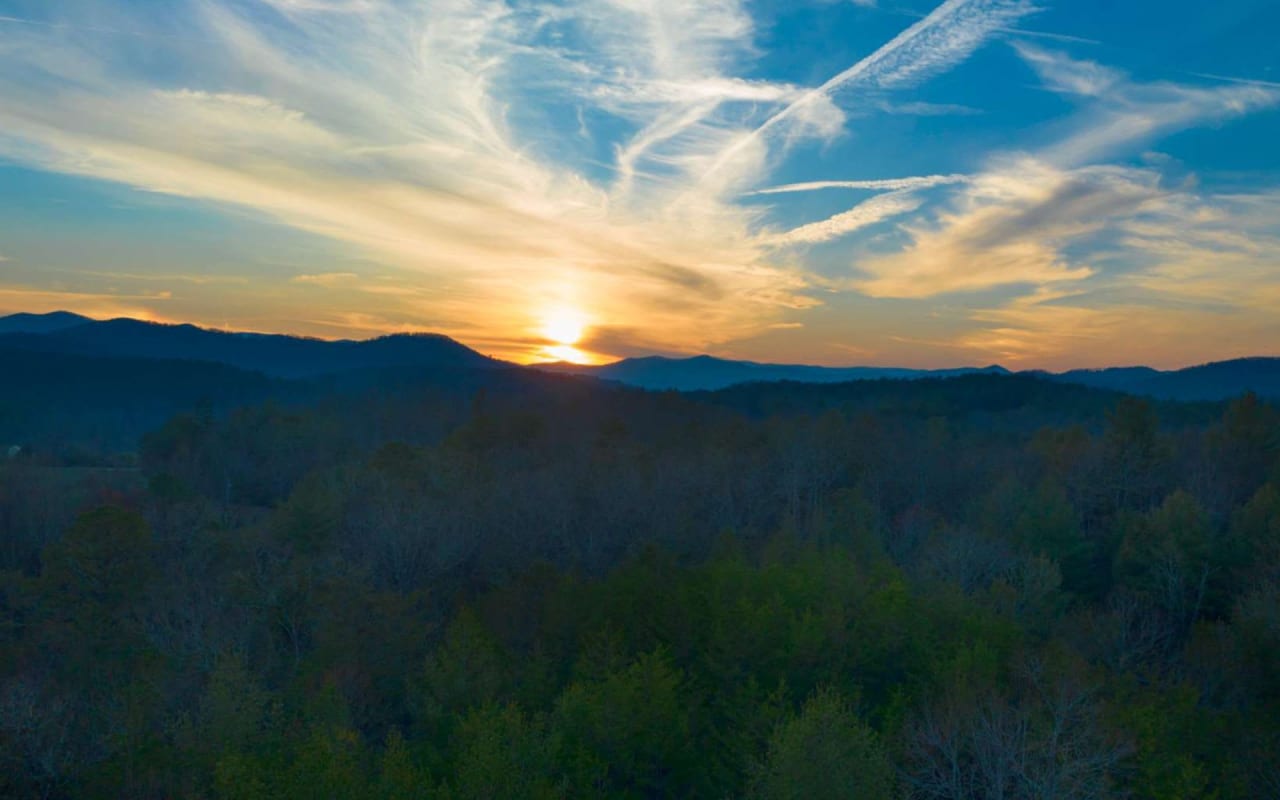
[
  {"xmin": 544, "ymin": 343, "xmax": 592, "ymax": 364},
  {"xmin": 0, "ymin": 0, "xmax": 1276, "ymax": 369},
  {"xmin": 542, "ymin": 308, "xmax": 587, "ymax": 346}
]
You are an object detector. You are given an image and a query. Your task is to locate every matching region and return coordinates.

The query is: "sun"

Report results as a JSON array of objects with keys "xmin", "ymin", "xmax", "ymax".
[
  {"xmin": 542, "ymin": 308, "xmax": 586, "ymax": 346},
  {"xmin": 543, "ymin": 344, "xmax": 589, "ymax": 364},
  {"xmin": 539, "ymin": 308, "xmax": 593, "ymax": 364}
]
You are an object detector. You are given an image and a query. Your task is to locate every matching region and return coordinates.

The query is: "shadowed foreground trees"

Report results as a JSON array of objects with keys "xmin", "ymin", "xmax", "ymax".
[
  {"xmin": 748, "ymin": 686, "xmax": 894, "ymax": 800},
  {"xmin": 0, "ymin": 378, "xmax": 1277, "ymax": 797}
]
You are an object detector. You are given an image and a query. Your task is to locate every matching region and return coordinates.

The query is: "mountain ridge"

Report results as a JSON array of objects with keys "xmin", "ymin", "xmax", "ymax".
[
  {"xmin": 0, "ymin": 310, "xmax": 93, "ymax": 334},
  {"xmin": 0, "ymin": 312, "xmax": 502, "ymax": 378},
  {"xmin": 3, "ymin": 311, "xmax": 1277, "ymax": 399},
  {"xmin": 537, "ymin": 353, "xmax": 1280, "ymax": 399},
  {"xmin": 535, "ymin": 354, "xmax": 1011, "ymax": 391}
]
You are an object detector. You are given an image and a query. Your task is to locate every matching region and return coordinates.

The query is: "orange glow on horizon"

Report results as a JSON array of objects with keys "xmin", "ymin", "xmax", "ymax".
[
  {"xmin": 533, "ymin": 306, "xmax": 598, "ymax": 364},
  {"xmin": 542, "ymin": 343, "xmax": 595, "ymax": 364},
  {"xmin": 541, "ymin": 307, "xmax": 586, "ymax": 345}
]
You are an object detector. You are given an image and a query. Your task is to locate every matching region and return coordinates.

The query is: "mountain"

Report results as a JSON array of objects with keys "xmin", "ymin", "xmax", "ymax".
[
  {"xmin": 0, "ymin": 346, "xmax": 291, "ymax": 449},
  {"xmin": 1048, "ymin": 358, "xmax": 1280, "ymax": 401},
  {"xmin": 3, "ymin": 312, "xmax": 1276, "ymax": 400},
  {"xmin": 0, "ymin": 342, "xmax": 583, "ymax": 450},
  {"xmin": 542, "ymin": 352, "xmax": 1280, "ymax": 400},
  {"xmin": 0, "ymin": 310, "xmax": 92, "ymax": 334},
  {"xmin": 538, "ymin": 354, "xmax": 1010, "ymax": 391},
  {"xmin": 1042, "ymin": 366, "xmax": 1162, "ymax": 393},
  {"xmin": 0, "ymin": 314, "xmax": 502, "ymax": 378}
]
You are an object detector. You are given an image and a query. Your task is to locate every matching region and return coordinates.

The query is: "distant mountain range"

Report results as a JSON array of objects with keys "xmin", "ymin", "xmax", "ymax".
[
  {"xmin": 1042, "ymin": 359, "xmax": 1280, "ymax": 402},
  {"xmin": 0, "ymin": 312, "xmax": 499, "ymax": 378},
  {"xmin": 0, "ymin": 310, "xmax": 94, "ymax": 334},
  {"xmin": 2, "ymin": 311, "xmax": 1277, "ymax": 401},
  {"xmin": 536, "ymin": 354, "xmax": 1012, "ymax": 391},
  {"xmin": 539, "ymin": 354, "xmax": 1280, "ymax": 399}
]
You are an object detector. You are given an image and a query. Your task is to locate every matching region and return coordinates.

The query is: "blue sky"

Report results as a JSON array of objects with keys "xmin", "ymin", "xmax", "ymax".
[{"xmin": 1, "ymin": 0, "xmax": 1278, "ymax": 367}]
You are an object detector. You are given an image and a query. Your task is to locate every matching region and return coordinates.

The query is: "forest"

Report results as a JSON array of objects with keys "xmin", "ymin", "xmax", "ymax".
[{"xmin": 1, "ymin": 370, "xmax": 1278, "ymax": 798}]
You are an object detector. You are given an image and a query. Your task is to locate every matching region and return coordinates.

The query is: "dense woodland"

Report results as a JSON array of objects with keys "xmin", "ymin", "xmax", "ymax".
[{"xmin": 1, "ymin": 371, "xmax": 1279, "ymax": 798}]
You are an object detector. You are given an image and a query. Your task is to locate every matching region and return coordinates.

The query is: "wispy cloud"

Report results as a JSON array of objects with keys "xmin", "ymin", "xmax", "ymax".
[
  {"xmin": 1016, "ymin": 45, "xmax": 1280, "ymax": 167},
  {"xmin": 0, "ymin": 0, "xmax": 1275, "ymax": 367},
  {"xmin": 76, "ymin": 270, "xmax": 249, "ymax": 285},
  {"xmin": 848, "ymin": 46, "xmax": 1280, "ymax": 302},
  {"xmin": 698, "ymin": 0, "xmax": 1036, "ymax": 184},
  {"xmin": 996, "ymin": 27, "xmax": 1100, "ymax": 45},
  {"xmin": 873, "ymin": 100, "xmax": 982, "ymax": 116},
  {"xmin": 747, "ymin": 174, "xmax": 969, "ymax": 196},
  {"xmin": 830, "ymin": 43, "xmax": 1280, "ymax": 366},
  {"xmin": 851, "ymin": 161, "xmax": 1152, "ymax": 297},
  {"xmin": 261, "ymin": 0, "xmax": 379, "ymax": 12},
  {"xmin": 0, "ymin": 285, "xmax": 173, "ymax": 322},
  {"xmin": 764, "ymin": 191, "xmax": 924, "ymax": 246},
  {"xmin": 1188, "ymin": 72, "xmax": 1280, "ymax": 90},
  {"xmin": 0, "ymin": 0, "xmax": 1024, "ymax": 360},
  {"xmin": 1012, "ymin": 42, "xmax": 1120, "ymax": 97},
  {"xmin": 291, "ymin": 272, "xmax": 359, "ymax": 286},
  {"xmin": 958, "ymin": 280, "xmax": 1280, "ymax": 369}
]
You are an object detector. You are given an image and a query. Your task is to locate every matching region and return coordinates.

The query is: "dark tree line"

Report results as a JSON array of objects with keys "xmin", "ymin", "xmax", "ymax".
[{"xmin": 1, "ymin": 373, "xmax": 1278, "ymax": 798}]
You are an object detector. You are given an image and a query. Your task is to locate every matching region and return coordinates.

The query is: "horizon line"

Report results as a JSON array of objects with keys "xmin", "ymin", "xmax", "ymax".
[{"xmin": 2, "ymin": 308, "xmax": 1276, "ymax": 375}]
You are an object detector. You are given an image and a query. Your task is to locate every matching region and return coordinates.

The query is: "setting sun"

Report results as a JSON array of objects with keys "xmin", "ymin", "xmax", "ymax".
[
  {"xmin": 2, "ymin": 0, "xmax": 1279, "ymax": 792},
  {"xmin": 539, "ymin": 308, "xmax": 596, "ymax": 363},
  {"xmin": 542, "ymin": 309, "xmax": 586, "ymax": 346},
  {"xmin": 544, "ymin": 344, "xmax": 591, "ymax": 364}
]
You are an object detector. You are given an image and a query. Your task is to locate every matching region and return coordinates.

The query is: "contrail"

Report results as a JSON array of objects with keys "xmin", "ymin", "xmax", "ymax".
[
  {"xmin": 699, "ymin": 0, "xmax": 1035, "ymax": 186},
  {"xmin": 745, "ymin": 174, "xmax": 969, "ymax": 196}
]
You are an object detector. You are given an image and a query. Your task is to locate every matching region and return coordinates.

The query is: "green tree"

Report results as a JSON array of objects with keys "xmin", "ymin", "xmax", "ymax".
[
  {"xmin": 1103, "ymin": 397, "xmax": 1165, "ymax": 511},
  {"xmin": 196, "ymin": 653, "xmax": 275, "ymax": 761},
  {"xmin": 1208, "ymin": 393, "xmax": 1280, "ymax": 508},
  {"xmin": 39, "ymin": 506, "xmax": 156, "ymax": 619},
  {"xmin": 1115, "ymin": 491, "xmax": 1217, "ymax": 624},
  {"xmin": 376, "ymin": 728, "xmax": 435, "ymax": 800},
  {"xmin": 451, "ymin": 704, "xmax": 560, "ymax": 799},
  {"xmin": 553, "ymin": 648, "xmax": 693, "ymax": 797},
  {"xmin": 416, "ymin": 608, "xmax": 512, "ymax": 742},
  {"xmin": 1231, "ymin": 484, "xmax": 1280, "ymax": 583},
  {"xmin": 747, "ymin": 686, "xmax": 895, "ymax": 800}
]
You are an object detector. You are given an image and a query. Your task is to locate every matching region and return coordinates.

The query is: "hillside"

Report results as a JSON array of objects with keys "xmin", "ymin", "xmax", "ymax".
[
  {"xmin": 1053, "ymin": 357, "xmax": 1280, "ymax": 401},
  {"xmin": 537, "ymin": 353, "xmax": 1009, "ymax": 391},
  {"xmin": 0, "ymin": 313, "xmax": 501, "ymax": 378},
  {"xmin": 3, "ymin": 313, "xmax": 1276, "ymax": 402}
]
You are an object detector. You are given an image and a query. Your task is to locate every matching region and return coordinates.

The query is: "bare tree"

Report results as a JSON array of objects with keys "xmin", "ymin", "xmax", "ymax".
[{"xmin": 903, "ymin": 656, "xmax": 1130, "ymax": 800}]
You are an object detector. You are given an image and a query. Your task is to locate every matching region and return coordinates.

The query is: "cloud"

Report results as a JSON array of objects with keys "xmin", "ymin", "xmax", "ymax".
[
  {"xmin": 291, "ymin": 272, "xmax": 359, "ymax": 287},
  {"xmin": 958, "ymin": 282, "xmax": 1280, "ymax": 369},
  {"xmin": 997, "ymin": 28, "xmax": 1101, "ymax": 45},
  {"xmin": 0, "ymin": 285, "xmax": 173, "ymax": 322},
  {"xmin": 846, "ymin": 47, "xmax": 1280, "ymax": 301},
  {"xmin": 1012, "ymin": 42, "xmax": 1120, "ymax": 96},
  {"xmin": 764, "ymin": 191, "xmax": 924, "ymax": 246},
  {"xmin": 261, "ymin": 0, "xmax": 380, "ymax": 12},
  {"xmin": 873, "ymin": 100, "xmax": 982, "ymax": 116},
  {"xmin": 1189, "ymin": 72, "xmax": 1280, "ymax": 90},
  {"xmin": 699, "ymin": 0, "xmax": 1035, "ymax": 183},
  {"xmin": 0, "ymin": 0, "xmax": 1275, "ymax": 367},
  {"xmin": 1, "ymin": 0, "xmax": 1031, "ymax": 361},
  {"xmin": 0, "ymin": 0, "xmax": 798, "ymax": 357},
  {"xmin": 913, "ymin": 172, "xmax": 1280, "ymax": 367},
  {"xmin": 74, "ymin": 270, "xmax": 249, "ymax": 285},
  {"xmin": 747, "ymin": 174, "xmax": 969, "ymax": 196},
  {"xmin": 850, "ymin": 161, "xmax": 1156, "ymax": 297},
  {"xmin": 1014, "ymin": 45, "xmax": 1280, "ymax": 167}
]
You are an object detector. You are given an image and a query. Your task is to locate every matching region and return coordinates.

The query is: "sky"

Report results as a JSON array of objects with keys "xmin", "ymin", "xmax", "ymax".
[{"xmin": 1, "ymin": 0, "xmax": 1278, "ymax": 368}]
